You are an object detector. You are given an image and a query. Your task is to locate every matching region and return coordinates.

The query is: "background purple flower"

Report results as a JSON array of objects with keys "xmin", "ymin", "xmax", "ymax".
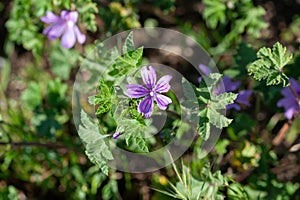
[
  {"xmin": 41, "ymin": 10, "xmax": 86, "ymax": 48},
  {"xmin": 277, "ymin": 78, "xmax": 300, "ymax": 119},
  {"xmin": 125, "ymin": 66, "xmax": 172, "ymax": 118},
  {"xmin": 113, "ymin": 132, "xmax": 121, "ymax": 139},
  {"xmin": 198, "ymin": 64, "xmax": 252, "ymax": 110}
]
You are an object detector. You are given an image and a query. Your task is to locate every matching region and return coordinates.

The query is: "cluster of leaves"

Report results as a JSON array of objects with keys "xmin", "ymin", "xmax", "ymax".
[
  {"xmin": 99, "ymin": 2, "xmax": 141, "ymax": 34},
  {"xmin": 202, "ymin": 0, "xmax": 268, "ymax": 54},
  {"xmin": 2, "ymin": 0, "xmax": 300, "ymax": 199},
  {"xmin": 21, "ymin": 78, "xmax": 68, "ymax": 137},
  {"xmin": 183, "ymin": 73, "xmax": 237, "ymax": 140},
  {"xmin": 155, "ymin": 160, "xmax": 248, "ymax": 200},
  {"xmin": 78, "ymin": 111, "xmax": 113, "ymax": 175},
  {"xmin": 248, "ymin": 42, "xmax": 293, "ymax": 87},
  {"xmin": 5, "ymin": 0, "xmax": 97, "ymax": 56},
  {"xmin": 80, "ymin": 32, "xmax": 153, "ymax": 174},
  {"xmin": 5, "ymin": 0, "xmax": 49, "ymax": 55}
]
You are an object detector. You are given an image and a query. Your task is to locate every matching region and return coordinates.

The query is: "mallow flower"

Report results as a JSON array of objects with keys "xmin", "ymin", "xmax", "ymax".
[
  {"xmin": 113, "ymin": 132, "xmax": 121, "ymax": 139},
  {"xmin": 277, "ymin": 78, "xmax": 300, "ymax": 119},
  {"xmin": 198, "ymin": 64, "xmax": 252, "ymax": 110},
  {"xmin": 41, "ymin": 10, "xmax": 86, "ymax": 48},
  {"xmin": 125, "ymin": 66, "xmax": 172, "ymax": 118}
]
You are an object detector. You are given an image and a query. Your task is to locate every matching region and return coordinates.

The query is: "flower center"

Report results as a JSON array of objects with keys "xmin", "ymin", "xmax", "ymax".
[
  {"xmin": 67, "ymin": 20, "xmax": 74, "ymax": 27},
  {"xmin": 149, "ymin": 91, "xmax": 154, "ymax": 97}
]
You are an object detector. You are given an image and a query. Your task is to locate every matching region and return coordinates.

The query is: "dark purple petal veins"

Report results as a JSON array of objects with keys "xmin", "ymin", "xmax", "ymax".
[
  {"xmin": 138, "ymin": 96, "xmax": 154, "ymax": 118},
  {"xmin": 155, "ymin": 75, "xmax": 172, "ymax": 93},
  {"xmin": 141, "ymin": 66, "xmax": 156, "ymax": 89},
  {"xmin": 125, "ymin": 84, "xmax": 149, "ymax": 98},
  {"xmin": 155, "ymin": 93, "xmax": 172, "ymax": 110}
]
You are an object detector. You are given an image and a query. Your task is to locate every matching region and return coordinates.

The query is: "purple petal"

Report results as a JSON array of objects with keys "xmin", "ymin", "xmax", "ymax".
[
  {"xmin": 281, "ymin": 87, "xmax": 293, "ymax": 98},
  {"xmin": 61, "ymin": 27, "xmax": 76, "ymax": 48},
  {"xmin": 227, "ymin": 103, "xmax": 241, "ymax": 110},
  {"xmin": 41, "ymin": 11, "xmax": 59, "ymax": 24},
  {"xmin": 141, "ymin": 66, "xmax": 156, "ymax": 89},
  {"xmin": 138, "ymin": 96, "xmax": 154, "ymax": 118},
  {"xmin": 66, "ymin": 11, "xmax": 79, "ymax": 22},
  {"xmin": 198, "ymin": 64, "xmax": 212, "ymax": 76},
  {"xmin": 113, "ymin": 132, "xmax": 121, "ymax": 139},
  {"xmin": 155, "ymin": 93, "xmax": 172, "ymax": 110},
  {"xmin": 222, "ymin": 76, "xmax": 241, "ymax": 92},
  {"xmin": 290, "ymin": 78, "xmax": 300, "ymax": 96},
  {"xmin": 277, "ymin": 97, "xmax": 297, "ymax": 110},
  {"xmin": 60, "ymin": 10, "xmax": 69, "ymax": 18},
  {"xmin": 42, "ymin": 26, "xmax": 52, "ymax": 35},
  {"xmin": 155, "ymin": 75, "xmax": 172, "ymax": 93},
  {"xmin": 235, "ymin": 90, "xmax": 252, "ymax": 106},
  {"xmin": 285, "ymin": 107, "xmax": 295, "ymax": 120},
  {"xmin": 125, "ymin": 84, "xmax": 149, "ymax": 98},
  {"xmin": 198, "ymin": 77, "xmax": 202, "ymax": 83},
  {"xmin": 47, "ymin": 23, "xmax": 65, "ymax": 40},
  {"xmin": 74, "ymin": 25, "xmax": 86, "ymax": 44}
]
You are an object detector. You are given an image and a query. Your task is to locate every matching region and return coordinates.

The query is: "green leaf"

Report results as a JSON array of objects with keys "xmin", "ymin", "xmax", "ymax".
[
  {"xmin": 76, "ymin": 0, "xmax": 98, "ymax": 32},
  {"xmin": 207, "ymin": 108, "xmax": 232, "ymax": 129},
  {"xmin": 50, "ymin": 44, "xmax": 79, "ymax": 80},
  {"xmin": 203, "ymin": 0, "xmax": 226, "ymax": 29},
  {"xmin": 215, "ymin": 139, "xmax": 230, "ymax": 154},
  {"xmin": 114, "ymin": 105, "xmax": 157, "ymax": 152},
  {"xmin": 21, "ymin": 82, "xmax": 43, "ymax": 109},
  {"xmin": 31, "ymin": 114, "xmax": 61, "ymax": 138},
  {"xmin": 120, "ymin": 118, "xmax": 151, "ymax": 152},
  {"xmin": 199, "ymin": 73, "xmax": 223, "ymax": 94},
  {"xmin": 196, "ymin": 73, "xmax": 237, "ymax": 140},
  {"xmin": 248, "ymin": 42, "xmax": 292, "ymax": 86},
  {"xmin": 78, "ymin": 110, "xmax": 113, "ymax": 175},
  {"xmin": 122, "ymin": 31, "xmax": 135, "ymax": 54},
  {"xmin": 110, "ymin": 47, "xmax": 143, "ymax": 76},
  {"xmin": 211, "ymin": 92, "xmax": 238, "ymax": 110},
  {"xmin": 46, "ymin": 79, "xmax": 68, "ymax": 110},
  {"xmin": 234, "ymin": 42, "xmax": 257, "ymax": 77},
  {"xmin": 0, "ymin": 58, "xmax": 11, "ymax": 92},
  {"xmin": 198, "ymin": 109, "xmax": 210, "ymax": 140},
  {"xmin": 90, "ymin": 79, "xmax": 116, "ymax": 115}
]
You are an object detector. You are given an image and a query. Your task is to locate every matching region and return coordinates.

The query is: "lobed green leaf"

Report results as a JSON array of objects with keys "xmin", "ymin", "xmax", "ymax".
[{"xmin": 248, "ymin": 42, "xmax": 292, "ymax": 86}]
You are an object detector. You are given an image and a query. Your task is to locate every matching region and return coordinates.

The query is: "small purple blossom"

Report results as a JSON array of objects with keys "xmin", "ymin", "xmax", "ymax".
[
  {"xmin": 277, "ymin": 78, "xmax": 300, "ymax": 119},
  {"xmin": 125, "ymin": 66, "xmax": 172, "ymax": 118},
  {"xmin": 198, "ymin": 64, "xmax": 252, "ymax": 110},
  {"xmin": 113, "ymin": 132, "xmax": 121, "ymax": 139},
  {"xmin": 41, "ymin": 10, "xmax": 86, "ymax": 48}
]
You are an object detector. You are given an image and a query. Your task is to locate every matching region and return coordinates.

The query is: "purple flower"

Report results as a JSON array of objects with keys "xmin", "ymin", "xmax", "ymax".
[
  {"xmin": 277, "ymin": 78, "xmax": 300, "ymax": 119},
  {"xmin": 41, "ymin": 10, "xmax": 86, "ymax": 48},
  {"xmin": 125, "ymin": 66, "xmax": 172, "ymax": 118},
  {"xmin": 198, "ymin": 64, "xmax": 252, "ymax": 110},
  {"xmin": 113, "ymin": 132, "xmax": 121, "ymax": 139}
]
